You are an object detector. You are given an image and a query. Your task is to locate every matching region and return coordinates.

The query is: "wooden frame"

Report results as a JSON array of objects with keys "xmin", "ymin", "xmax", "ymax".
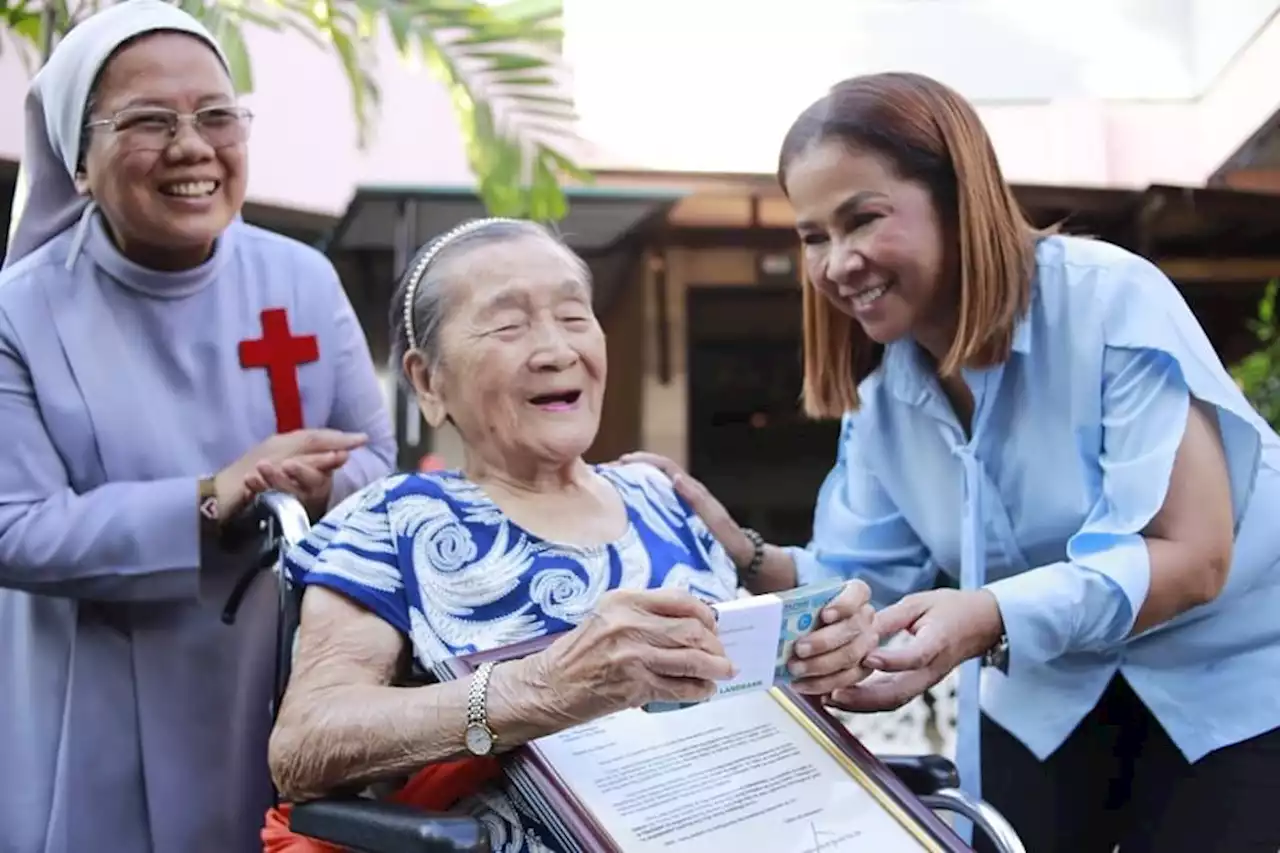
[{"xmin": 433, "ymin": 634, "xmax": 971, "ymax": 853}]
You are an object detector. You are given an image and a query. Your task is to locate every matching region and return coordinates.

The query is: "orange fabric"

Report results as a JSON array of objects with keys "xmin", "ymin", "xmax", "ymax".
[
  {"xmin": 417, "ymin": 454, "xmax": 446, "ymax": 473},
  {"xmin": 261, "ymin": 757, "xmax": 503, "ymax": 852}
]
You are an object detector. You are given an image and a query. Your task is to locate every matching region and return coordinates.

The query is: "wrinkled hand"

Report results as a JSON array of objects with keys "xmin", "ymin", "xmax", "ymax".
[
  {"xmin": 618, "ymin": 451, "xmax": 755, "ymax": 569},
  {"xmin": 526, "ymin": 589, "xmax": 736, "ymax": 725},
  {"xmin": 825, "ymin": 589, "xmax": 1003, "ymax": 713},
  {"xmin": 216, "ymin": 429, "xmax": 367, "ymax": 522},
  {"xmin": 787, "ymin": 580, "xmax": 879, "ymax": 697}
]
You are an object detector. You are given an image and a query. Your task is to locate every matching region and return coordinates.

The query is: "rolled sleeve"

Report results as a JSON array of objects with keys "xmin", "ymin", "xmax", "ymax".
[
  {"xmin": 0, "ymin": 310, "xmax": 202, "ymax": 601},
  {"xmin": 986, "ymin": 345, "xmax": 1188, "ymax": 667},
  {"xmin": 790, "ymin": 414, "xmax": 939, "ymax": 608}
]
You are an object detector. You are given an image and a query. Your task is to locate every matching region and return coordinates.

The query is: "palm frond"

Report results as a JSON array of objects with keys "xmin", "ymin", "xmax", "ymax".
[
  {"xmin": 214, "ymin": 0, "xmax": 381, "ymax": 146},
  {"xmin": 214, "ymin": 0, "xmax": 591, "ymax": 217},
  {"xmin": 1, "ymin": 0, "xmax": 60, "ymax": 70},
  {"xmin": 408, "ymin": 0, "xmax": 590, "ymax": 219}
]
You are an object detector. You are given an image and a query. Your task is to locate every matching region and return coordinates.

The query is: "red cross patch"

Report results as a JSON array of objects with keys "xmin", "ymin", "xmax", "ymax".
[{"xmin": 238, "ymin": 308, "xmax": 319, "ymax": 434}]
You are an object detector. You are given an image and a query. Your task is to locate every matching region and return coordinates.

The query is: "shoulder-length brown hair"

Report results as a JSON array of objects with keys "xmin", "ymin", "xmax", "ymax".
[{"xmin": 777, "ymin": 72, "xmax": 1049, "ymax": 418}]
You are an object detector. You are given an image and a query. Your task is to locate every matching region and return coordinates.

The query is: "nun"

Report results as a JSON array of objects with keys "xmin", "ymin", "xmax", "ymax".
[{"xmin": 0, "ymin": 3, "xmax": 396, "ymax": 851}]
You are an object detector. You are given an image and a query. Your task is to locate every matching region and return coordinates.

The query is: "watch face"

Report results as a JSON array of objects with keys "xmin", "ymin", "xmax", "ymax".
[{"xmin": 465, "ymin": 724, "xmax": 493, "ymax": 756}]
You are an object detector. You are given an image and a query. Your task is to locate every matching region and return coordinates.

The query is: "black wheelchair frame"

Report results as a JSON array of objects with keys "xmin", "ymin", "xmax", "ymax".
[{"xmin": 244, "ymin": 491, "xmax": 1026, "ymax": 853}]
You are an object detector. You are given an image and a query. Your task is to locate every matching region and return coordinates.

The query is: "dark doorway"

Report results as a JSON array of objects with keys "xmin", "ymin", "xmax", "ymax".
[
  {"xmin": 686, "ymin": 285, "xmax": 840, "ymax": 548},
  {"xmin": 0, "ymin": 159, "xmax": 18, "ymax": 265}
]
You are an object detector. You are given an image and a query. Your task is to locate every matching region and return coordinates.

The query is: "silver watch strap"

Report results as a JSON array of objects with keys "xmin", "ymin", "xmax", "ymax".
[
  {"xmin": 982, "ymin": 633, "xmax": 1010, "ymax": 674},
  {"xmin": 467, "ymin": 662, "xmax": 495, "ymax": 731}
]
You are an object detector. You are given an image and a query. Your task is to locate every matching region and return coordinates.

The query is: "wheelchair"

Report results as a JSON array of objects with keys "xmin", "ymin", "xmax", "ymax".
[{"xmin": 243, "ymin": 491, "xmax": 1027, "ymax": 853}]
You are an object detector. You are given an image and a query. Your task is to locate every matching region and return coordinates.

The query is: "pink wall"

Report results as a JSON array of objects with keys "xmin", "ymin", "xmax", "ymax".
[
  {"xmin": 229, "ymin": 26, "xmax": 479, "ymax": 215},
  {"xmin": 977, "ymin": 12, "xmax": 1280, "ymax": 195},
  {"xmin": 4, "ymin": 11, "xmax": 1280, "ymax": 216},
  {"xmin": 0, "ymin": 34, "xmax": 33, "ymax": 161}
]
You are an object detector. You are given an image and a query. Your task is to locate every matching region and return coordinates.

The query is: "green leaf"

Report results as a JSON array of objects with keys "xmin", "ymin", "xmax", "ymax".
[
  {"xmin": 540, "ymin": 145, "xmax": 593, "ymax": 183},
  {"xmin": 489, "ymin": 0, "xmax": 562, "ymax": 24},
  {"xmin": 11, "ymin": 9, "xmax": 40, "ymax": 40},
  {"xmin": 413, "ymin": 0, "xmax": 587, "ymax": 219},
  {"xmin": 188, "ymin": 6, "xmax": 254, "ymax": 92},
  {"xmin": 382, "ymin": 3, "xmax": 414, "ymax": 52},
  {"xmin": 448, "ymin": 24, "xmax": 562, "ymax": 46},
  {"xmin": 528, "ymin": 154, "xmax": 566, "ymax": 220},
  {"xmin": 217, "ymin": 5, "xmax": 286, "ymax": 31},
  {"xmin": 462, "ymin": 51, "xmax": 549, "ymax": 72},
  {"xmin": 216, "ymin": 18, "xmax": 255, "ymax": 92},
  {"xmin": 1259, "ymin": 281, "xmax": 1276, "ymax": 326},
  {"xmin": 326, "ymin": 24, "xmax": 380, "ymax": 148},
  {"xmin": 0, "ymin": 2, "xmax": 43, "ymax": 69},
  {"xmin": 1232, "ymin": 278, "xmax": 1280, "ymax": 431}
]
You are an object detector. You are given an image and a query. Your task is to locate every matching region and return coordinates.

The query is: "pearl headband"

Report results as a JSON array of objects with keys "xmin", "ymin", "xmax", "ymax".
[{"xmin": 402, "ymin": 217, "xmax": 522, "ymax": 348}]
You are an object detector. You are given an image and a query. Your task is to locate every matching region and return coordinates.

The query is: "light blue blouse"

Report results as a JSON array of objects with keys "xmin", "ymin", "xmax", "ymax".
[{"xmin": 789, "ymin": 234, "xmax": 1280, "ymax": 798}]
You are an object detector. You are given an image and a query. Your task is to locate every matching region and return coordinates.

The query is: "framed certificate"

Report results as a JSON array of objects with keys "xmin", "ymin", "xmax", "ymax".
[{"xmin": 434, "ymin": 635, "xmax": 971, "ymax": 853}]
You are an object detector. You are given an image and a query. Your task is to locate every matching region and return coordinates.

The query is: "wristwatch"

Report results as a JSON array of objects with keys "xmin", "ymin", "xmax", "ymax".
[
  {"xmin": 982, "ymin": 632, "xmax": 1010, "ymax": 674},
  {"xmin": 464, "ymin": 662, "xmax": 497, "ymax": 756}
]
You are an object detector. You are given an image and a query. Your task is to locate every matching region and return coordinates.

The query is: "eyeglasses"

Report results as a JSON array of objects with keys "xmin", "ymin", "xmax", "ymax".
[{"xmin": 84, "ymin": 105, "xmax": 254, "ymax": 152}]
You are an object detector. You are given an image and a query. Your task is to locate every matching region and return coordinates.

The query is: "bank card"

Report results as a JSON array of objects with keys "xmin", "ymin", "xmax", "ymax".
[{"xmin": 642, "ymin": 580, "xmax": 847, "ymax": 713}]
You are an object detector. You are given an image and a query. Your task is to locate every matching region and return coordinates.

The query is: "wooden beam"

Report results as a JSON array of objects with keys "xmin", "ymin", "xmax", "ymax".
[
  {"xmin": 1157, "ymin": 257, "xmax": 1280, "ymax": 283},
  {"xmin": 644, "ymin": 222, "xmax": 1280, "ymax": 284},
  {"xmin": 1214, "ymin": 169, "xmax": 1280, "ymax": 195},
  {"xmin": 1207, "ymin": 104, "xmax": 1280, "ymax": 185},
  {"xmin": 653, "ymin": 226, "xmax": 798, "ymax": 251}
]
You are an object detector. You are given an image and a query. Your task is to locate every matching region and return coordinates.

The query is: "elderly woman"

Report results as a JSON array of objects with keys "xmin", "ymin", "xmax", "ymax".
[
  {"xmin": 632, "ymin": 72, "xmax": 1280, "ymax": 853},
  {"xmin": 265, "ymin": 218, "xmax": 879, "ymax": 852},
  {"xmin": 0, "ymin": 3, "xmax": 394, "ymax": 852}
]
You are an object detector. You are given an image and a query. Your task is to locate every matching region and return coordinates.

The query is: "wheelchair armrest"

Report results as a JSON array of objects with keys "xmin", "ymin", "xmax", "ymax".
[
  {"xmin": 289, "ymin": 798, "xmax": 489, "ymax": 853},
  {"xmin": 879, "ymin": 754, "xmax": 960, "ymax": 796}
]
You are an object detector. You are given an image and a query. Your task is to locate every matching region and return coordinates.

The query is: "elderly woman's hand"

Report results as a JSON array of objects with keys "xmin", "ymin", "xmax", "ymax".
[
  {"xmin": 785, "ymin": 579, "xmax": 880, "ymax": 697},
  {"xmin": 522, "ymin": 588, "xmax": 736, "ymax": 722}
]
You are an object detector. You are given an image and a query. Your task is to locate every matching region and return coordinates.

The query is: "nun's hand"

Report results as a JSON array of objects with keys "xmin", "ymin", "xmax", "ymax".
[
  {"xmin": 222, "ymin": 429, "xmax": 366, "ymax": 521},
  {"xmin": 824, "ymin": 590, "xmax": 1003, "ymax": 713},
  {"xmin": 245, "ymin": 456, "xmax": 344, "ymax": 521}
]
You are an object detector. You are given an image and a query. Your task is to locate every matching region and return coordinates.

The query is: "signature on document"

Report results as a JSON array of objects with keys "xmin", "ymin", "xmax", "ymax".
[{"xmin": 803, "ymin": 821, "xmax": 863, "ymax": 852}]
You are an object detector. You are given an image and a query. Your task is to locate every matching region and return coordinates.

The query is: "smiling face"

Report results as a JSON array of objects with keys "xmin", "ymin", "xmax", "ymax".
[
  {"xmin": 80, "ymin": 31, "xmax": 247, "ymax": 270},
  {"xmin": 785, "ymin": 138, "xmax": 956, "ymax": 354},
  {"xmin": 418, "ymin": 233, "xmax": 606, "ymax": 472}
]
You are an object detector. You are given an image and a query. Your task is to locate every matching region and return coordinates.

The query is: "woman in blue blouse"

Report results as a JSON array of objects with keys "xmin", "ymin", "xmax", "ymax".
[
  {"xmin": 630, "ymin": 72, "xmax": 1280, "ymax": 853},
  {"xmin": 266, "ymin": 218, "xmax": 879, "ymax": 852}
]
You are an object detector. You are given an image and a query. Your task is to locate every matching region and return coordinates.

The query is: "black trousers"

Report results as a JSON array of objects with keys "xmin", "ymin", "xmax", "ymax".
[{"xmin": 972, "ymin": 676, "xmax": 1280, "ymax": 853}]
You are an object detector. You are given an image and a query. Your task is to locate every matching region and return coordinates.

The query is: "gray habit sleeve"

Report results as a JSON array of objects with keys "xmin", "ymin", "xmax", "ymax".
[{"xmin": 0, "ymin": 310, "xmax": 202, "ymax": 601}]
